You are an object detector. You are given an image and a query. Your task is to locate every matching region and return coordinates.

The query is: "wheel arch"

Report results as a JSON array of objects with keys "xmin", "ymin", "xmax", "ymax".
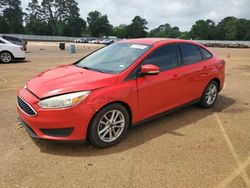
[
  {"xmin": 210, "ymin": 77, "xmax": 221, "ymax": 91},
  {"xmin": 86, "ymin": 100, "xmax": 133, "ymax": 140}
]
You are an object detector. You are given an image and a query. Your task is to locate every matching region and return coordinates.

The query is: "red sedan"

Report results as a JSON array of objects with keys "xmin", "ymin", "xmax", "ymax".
[{"xmin": 17, "ymin": 38, "xmax": 225, "ymax": 147}]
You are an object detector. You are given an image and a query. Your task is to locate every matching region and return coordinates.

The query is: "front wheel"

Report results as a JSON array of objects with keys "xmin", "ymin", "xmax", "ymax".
[
  {"xmin": 88, "ymin": 103, "xmax": 130, "ymax": 148},
  {"xmin": 0, "ymin": 51, "xmax": 13, "ymax": 63},
  {"xmin": 198, "ymin": 81, "xmax": 219, "ymax": 108}
]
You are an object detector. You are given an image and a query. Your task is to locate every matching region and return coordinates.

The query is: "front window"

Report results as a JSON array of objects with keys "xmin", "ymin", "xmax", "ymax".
[
  {"xmin": 76, "ymin": 43, "xmax": 151, "ymax": 74},
  {"xmin": 142, "ymin": 44, "xmax": 179, "ymax": 72}
]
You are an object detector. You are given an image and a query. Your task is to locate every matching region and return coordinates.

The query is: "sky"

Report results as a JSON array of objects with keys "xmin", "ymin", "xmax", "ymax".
[{"xmin": 21, "ymin": 0, "xmax": 250, "ymax": 31}]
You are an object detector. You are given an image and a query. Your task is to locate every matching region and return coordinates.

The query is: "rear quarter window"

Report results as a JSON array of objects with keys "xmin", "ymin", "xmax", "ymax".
[
  {"xmin": 200, "ymin": 47, "xmax": 213, "ymax": 59},
  {"xmin": 180, "ymin": 44, "xmax": 203, "ymax": 65}
]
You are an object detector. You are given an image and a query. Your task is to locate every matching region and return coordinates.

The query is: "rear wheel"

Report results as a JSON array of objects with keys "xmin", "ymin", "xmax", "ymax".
[
  {"xmin": 0, "ymin": 51, "xmax": 13, "ymax": 63},
  {"xmin": 199, "ymin": 81, "xmax": 219, "ymax": 108},
  {"xmin": 88, "ymin": 103, "xmax": 130, "ymax": 148}
]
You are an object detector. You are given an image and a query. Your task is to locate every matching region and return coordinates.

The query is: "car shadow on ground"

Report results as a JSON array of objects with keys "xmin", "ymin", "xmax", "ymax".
[
  {"xmin": 0, "ymin": 60, "xmax": 31, "ymax": 64},
  {"xmin": 33, "ymin": 95, "xmax": 236, "ymax": 156}
]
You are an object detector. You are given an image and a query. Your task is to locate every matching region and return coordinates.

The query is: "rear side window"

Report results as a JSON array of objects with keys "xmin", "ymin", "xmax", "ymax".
[
  {"xmin": 180, "ymin": 44, "xmax": 202, "ymax": 65},
  {"xmin": 142, "ymin": 44, "xmax": 179, "ymax": 72},
  {"xmin": 200, "ymin": 47, "xmax": 213, "ymax": 59},
  {"xmin": 3, "ymin": 36, "xmax": 21, "ymax": 42}
]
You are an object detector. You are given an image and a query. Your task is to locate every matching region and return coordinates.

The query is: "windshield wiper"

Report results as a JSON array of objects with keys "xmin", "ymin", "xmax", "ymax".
[{"xmin": 75, "ymin": 64, "xmax": 109, "ymax": 73}]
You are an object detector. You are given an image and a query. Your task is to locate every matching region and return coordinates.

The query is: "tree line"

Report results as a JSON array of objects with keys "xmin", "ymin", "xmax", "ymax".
[{"xmin": 1, "ymin": 0, "xmax": 250, "ymax": 40}]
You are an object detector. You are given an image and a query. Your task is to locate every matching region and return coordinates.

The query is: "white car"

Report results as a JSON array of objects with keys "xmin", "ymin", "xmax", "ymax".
[
  {"xmin": 88, "ymin": 39, "xmax": 102, "ymax": 44},
  {"xmin": 0, "ymin": 37, "xmax": 25, "ymax": 63},
  {"xmin": 74, "ymin": 38, "xmax": 85, "ymax": 43}
]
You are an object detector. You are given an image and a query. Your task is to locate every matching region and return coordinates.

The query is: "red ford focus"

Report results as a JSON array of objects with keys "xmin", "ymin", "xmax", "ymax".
[{"xmin": 17, "ymin": 38, "xmax": 225, "ymax": 147}]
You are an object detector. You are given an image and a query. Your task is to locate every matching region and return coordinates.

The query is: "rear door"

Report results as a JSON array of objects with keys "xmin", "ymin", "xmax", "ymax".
[
  {"xmin": 179, "ymin": 43, "xmax": 209, "ymax": 103},
  {"xmin": 136, "ymin": 44, "xmax": 183, "ymax": 120}
]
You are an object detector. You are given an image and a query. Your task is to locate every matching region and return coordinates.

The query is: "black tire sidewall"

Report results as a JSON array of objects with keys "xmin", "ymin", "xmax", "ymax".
[
  {"xmin": 88, "ymin": 103, "xmax": 130, "ymax": 148},
  {"xmin": 199, "ymin": 81, "xmax": 219, "ymax": 108}
]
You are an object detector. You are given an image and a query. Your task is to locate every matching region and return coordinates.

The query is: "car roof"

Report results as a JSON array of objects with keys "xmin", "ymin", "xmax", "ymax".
[{"xmin": 118, "ymin": 38, "xmax": 202, "ymax": 46}]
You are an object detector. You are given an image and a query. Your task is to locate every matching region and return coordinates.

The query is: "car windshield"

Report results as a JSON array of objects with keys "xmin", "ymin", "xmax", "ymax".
[{"xmin": 76, "ymin": 43, "xmax": 151, "ymax": 74}]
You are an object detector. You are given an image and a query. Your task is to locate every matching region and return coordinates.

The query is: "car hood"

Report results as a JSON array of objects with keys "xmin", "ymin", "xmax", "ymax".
[{"xmin": 26, "ymin": 64, "xmax": 118, "ymax": 99}]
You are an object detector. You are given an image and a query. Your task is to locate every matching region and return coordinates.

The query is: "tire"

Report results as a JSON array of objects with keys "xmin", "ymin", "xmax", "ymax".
[
  {"xmin": 198, "ymin": 80, "xmax": 219, "ymax": 108},
  {"xmin": 0, "ymin": 51, "xmax": 13, "ymax": 63},
  {"xmin": 88, "ymin": 103, "xmax": 130, "ymax": 148}
]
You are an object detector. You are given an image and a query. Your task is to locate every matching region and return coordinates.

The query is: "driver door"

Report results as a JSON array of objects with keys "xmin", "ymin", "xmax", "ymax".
[{"xmin": 136, "ymin": 44, "xmax": 184, "ymax": 120}]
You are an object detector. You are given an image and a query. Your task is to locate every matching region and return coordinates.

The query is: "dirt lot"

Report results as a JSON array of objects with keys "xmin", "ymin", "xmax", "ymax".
[{"xmin": 0, "ymin": 42, "xmax": 250, "ymax": 188}]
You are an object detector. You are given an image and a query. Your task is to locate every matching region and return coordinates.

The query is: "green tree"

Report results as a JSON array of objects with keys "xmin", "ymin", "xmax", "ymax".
[
  {"xmin": 233, "ymin": 19, "xmax": 250, "ymax": 40},
  {"xmin": 27, "ymin": 0, "xmax": 86, "ymax": 36},
  {"xmin": 0, "ymin": 16, "xmax": 10, "ymax": 33},
  {"xmin": 148, "ymin": 23, "xmax": 181, "ymax": 38},
  {"xmin": 189, "ymin": 19, "xmax": 216, "ymax": 40},
  {"xmin": 62, "ymin": 17, "xmax": 86, "ymax": 36},
  {"xmin": 1, "ymin": 0, "xmax": 24, "ymax": 33},
  {"xmin": 179, "ymin": 31, "xmax": 190, "ymax": 39},
  {"xmin": 127, "ymin": 16, "xmax": 148, "ymax": 38},
  {"xmin": 87, "ymin": 11, "xmax": 112, "ymax": 37},
  {"xmin": 216, "ymin": 17, "xmax": 237, "ymax": 40},
  {"xmin": 149, "ymin": 24, "xmax": 171, "ymax": 37},
  {"xmin": 40, "ymin": 0, "xmax": 58, "ymax": 35},
  {"xmin": 25, "ymin": 0, "xmax": 49, "ymax": 35},
  {"xmin": 242, "ymin": 20, "xmax": 250, "ymax": 40},
  {"xmin": 54, "ymin": 0, "xmax": 86, "ymax": 36},
  {"xmin": 113, "ymin": 24, "xmax": 128, "ymax": 38}
]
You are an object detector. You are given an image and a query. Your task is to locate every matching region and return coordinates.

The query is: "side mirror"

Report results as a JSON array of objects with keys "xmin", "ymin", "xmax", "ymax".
[{"xmin": 140, "ymin": 64, "xmax": 160, "ymax": 76}]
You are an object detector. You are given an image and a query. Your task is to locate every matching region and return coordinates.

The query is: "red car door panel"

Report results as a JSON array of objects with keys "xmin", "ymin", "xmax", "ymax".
[
  {"xmin": 180, "ymin": 61, "xmax": 207, "ymax": 102},
  {"xmin": 137, "ymin": 68, "xmax": 183, "ymax": 120},
  {"xmin": 135, "ymin": 44, "xmax": 183, "ymax": 120}
]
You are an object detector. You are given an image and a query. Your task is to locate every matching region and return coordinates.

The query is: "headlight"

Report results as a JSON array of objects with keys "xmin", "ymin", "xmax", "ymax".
[{"xmin": 38, "ymin": 91, "xmax": 90, "ymax": 109}]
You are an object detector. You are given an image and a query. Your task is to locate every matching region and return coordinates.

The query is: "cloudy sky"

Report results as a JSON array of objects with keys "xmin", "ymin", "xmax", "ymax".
[{"xmin": 21, "ymin": 0, "xmax": 250, "ymax": 31}]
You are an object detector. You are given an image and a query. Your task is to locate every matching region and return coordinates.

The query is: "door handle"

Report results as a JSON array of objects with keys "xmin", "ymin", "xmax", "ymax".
[
  {"xmin": 200, "ymin": 73, "xmax": 208, "ymax": 77},
  {"xmin": 203, "ymin": 66, "xmax": 208, "ymax": 69}
]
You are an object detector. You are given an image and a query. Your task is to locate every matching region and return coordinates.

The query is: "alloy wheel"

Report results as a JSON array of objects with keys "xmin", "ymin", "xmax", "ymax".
[
  {"xmin": 205, "ymin": 83, "xmax": 218, "ymax": 105},
  {"xmin": 97, "ymin": 110, "xmax": 125, "ymax": 143},
  {"xmin": 0, "ymin": 52, "xmax": 12, "ymax": 63}
]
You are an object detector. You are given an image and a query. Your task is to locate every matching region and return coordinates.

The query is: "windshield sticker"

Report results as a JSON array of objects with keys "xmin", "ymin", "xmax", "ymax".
[
  {"xmin": 119, "ymin": 64, "xmax": 125, "ymax": 68},
  {"xmin": 130, "ymin": 44, "xmax": 148, "ymax": 49}
]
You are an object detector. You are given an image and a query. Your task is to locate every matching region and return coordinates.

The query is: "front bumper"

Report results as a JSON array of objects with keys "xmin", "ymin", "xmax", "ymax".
[
  {"xmin": 17, "ymin": 87, "xmax": 95, "ymax": 141},
  {"xmin": 18, "ymin": 117, "xmax": 39, "ymax": 138}
]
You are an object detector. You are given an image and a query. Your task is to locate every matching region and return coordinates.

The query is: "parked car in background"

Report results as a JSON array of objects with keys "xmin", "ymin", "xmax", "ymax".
[
  {"xmin": 74, "ymin": 38, "xmax": 88, "ymax": 43},
  {"xmin": 0, "ymin": 37, "xmax": 25, "ymax": 63},
  {"xmin": 100, "ymin": 39, "xmax": 114, "ymax": 45},
  {"xmin": 88, "ymin": 39, "xmax": 102, "ymax": 44},
  {"xmin": 17, "ymin": 38, "xmax": 225, "ymax": 148},
  {"xmin": 1, "ymin": 35, "xmax": 27, "ymax": 51},
  {"xmin": 74, "ymin": 38, "xmax": 82, "ymax": 43},
  {"xmin": 88, "ymin": 39, "xmax": 96, "ymax": 44}
]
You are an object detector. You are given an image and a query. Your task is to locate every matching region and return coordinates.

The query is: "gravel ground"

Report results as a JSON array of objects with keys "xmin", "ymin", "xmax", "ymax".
[{"xmin": 0, "ymin": 42, "xmax": 249, "ymax": 188}]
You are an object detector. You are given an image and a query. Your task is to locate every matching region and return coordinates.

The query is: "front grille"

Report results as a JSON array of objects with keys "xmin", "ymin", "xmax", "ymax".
[{"xmin": 17, "ymin": 96, "xmax": 37, "ymax": 116}]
